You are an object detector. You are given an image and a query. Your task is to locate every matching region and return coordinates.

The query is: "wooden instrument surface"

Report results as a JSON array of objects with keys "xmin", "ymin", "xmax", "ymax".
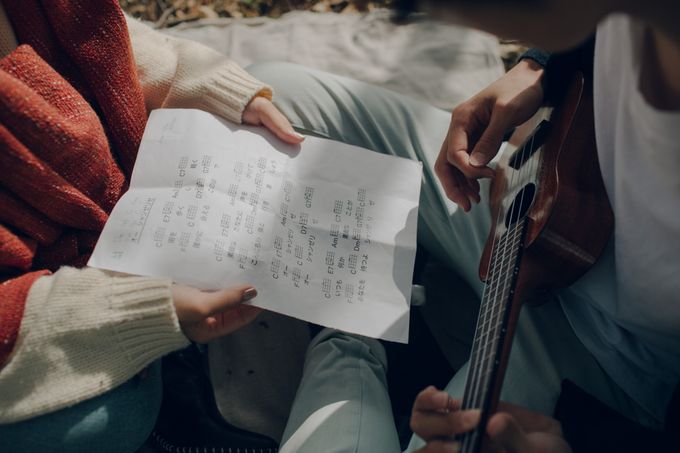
[{"xmin": 458, "ymin": 72, "xmax": 613, "ymax": 453}]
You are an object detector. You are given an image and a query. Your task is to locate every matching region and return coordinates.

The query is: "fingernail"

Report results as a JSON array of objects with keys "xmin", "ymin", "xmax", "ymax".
[
  {"xmin": 293, "ymin": 131, "xmax": 305, "ymax": 140},
  {"xmin": 469, "ymin": 153, "xmax": 484, "ymax": 166},
  {"xmin": 433, "ymin": 391, "xmax": 450, "ymax": 408},
  {"xmin": 242, "ymin": 287, "xmax": 257, "ymax": 301},
  {"xmin": 443, "ymin": 441, "xmax": 461, "ymax": 453}
]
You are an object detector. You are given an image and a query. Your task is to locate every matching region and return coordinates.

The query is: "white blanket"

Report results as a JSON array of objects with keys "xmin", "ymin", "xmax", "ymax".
[{"xmin": 164, "ymin": 10, "xmax": 504, "ymax": 110}]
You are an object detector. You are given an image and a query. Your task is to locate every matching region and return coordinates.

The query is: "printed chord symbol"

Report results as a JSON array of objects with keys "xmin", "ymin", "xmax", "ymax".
[
  {"xmin": 348, "ymin": 254, "xmax": 358, "ymax": 271},
  {"xmin": 322, "ymin": 278, "xmax": 332, "ymax": 293},
  {"xmin": 345, "ymin": 283, "xmax": 354, "ymax": 300},
  {"xmin": 325, "ymin": 251, "xmax": 335, "ymax": 266},
  {"xmin": 187, "ymin": 205, "xmax": 198, "ymax": 220}
]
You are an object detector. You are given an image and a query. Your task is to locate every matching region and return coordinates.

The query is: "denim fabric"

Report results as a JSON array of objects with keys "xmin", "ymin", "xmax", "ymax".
[
  {"xmin": 0, "ymin": 361, "xmax": 162, "ymax": 453},
  {"xmin": 247, "ymin": 62, "xmax": 655, "ymax": 453}
]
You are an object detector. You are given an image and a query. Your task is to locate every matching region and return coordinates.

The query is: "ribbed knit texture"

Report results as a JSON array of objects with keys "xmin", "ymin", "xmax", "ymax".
[
  {"xmin": 3, "ymin": 0, "xmax": 148, "ymax": 175},
  {"xmin": 0, "ymin": 267, "xmax": 188, "ymax": 424},
  {"xmin": 0, "ymin": 270, "xmax": 48, "ymax": 367},
  {"xmin": 0, "ymin": 46, "xmax": 124, "ymax": 230}
]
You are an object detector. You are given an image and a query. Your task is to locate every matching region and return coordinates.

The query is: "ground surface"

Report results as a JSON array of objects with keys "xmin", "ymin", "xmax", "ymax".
[
  {"xmin": 120, "ymin": 0, "xmax": 395, "ymax": 26},
  {"xmin": 119, "ymin": 1, "xmax": 523, "ymax": 69}
]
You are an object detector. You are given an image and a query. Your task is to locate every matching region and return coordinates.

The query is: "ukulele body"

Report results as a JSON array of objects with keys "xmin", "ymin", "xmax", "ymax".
[{"xmin": 480, "ymin": 72, "xmax": 613, "ymax": 292}]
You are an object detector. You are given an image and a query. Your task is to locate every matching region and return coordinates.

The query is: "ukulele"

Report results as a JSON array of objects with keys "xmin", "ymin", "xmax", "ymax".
[{"xmin": 457, "ymin": 71, "xmax": 614, "ymax": 453}]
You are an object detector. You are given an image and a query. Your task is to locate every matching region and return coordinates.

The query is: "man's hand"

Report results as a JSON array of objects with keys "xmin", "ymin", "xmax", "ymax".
[
  {"xmin": 411, "ymin": 386, "xmax": 571, "ymax": 453},
  {"xmin": 435, "ymin": 59, "xmax": 545, "ymax": 211},
  {"xmin": 172, "ymin": 284, "xmax": 262, "ymax": 343},
  {"xmin": 243, "ymin": 96, "xmax": 305, "ymax": 145}
]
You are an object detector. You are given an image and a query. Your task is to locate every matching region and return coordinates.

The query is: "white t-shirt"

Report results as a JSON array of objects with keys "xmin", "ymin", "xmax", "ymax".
[{"xmin": 561, "ymin": 14, "xmax": 680, "ymax": 423}]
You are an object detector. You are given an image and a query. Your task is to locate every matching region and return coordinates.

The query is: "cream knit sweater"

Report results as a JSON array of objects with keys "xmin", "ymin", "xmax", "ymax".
[{"xmin": 0, "ymin": 6, "xmax": 271, "ymax": 423}]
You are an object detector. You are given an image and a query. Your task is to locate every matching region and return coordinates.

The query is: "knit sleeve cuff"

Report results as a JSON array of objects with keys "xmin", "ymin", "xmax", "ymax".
[
  {"xmin": 195, "ymin": 62, "xmax": 273, "ymax": 124},
  {"xmin": 519, "ymin": 48, "xmax": 551, "ymax": 68},
  {"xmin": 0, "ymin": 267, "xmax": 189, "ymax": 423},
  {"xmin": 124, "ymin": 13, "xmax": 272, "ymax": 124},
  {"xmin": 106, "ymin": 273, "xmax": 190, "ymax": 369}
]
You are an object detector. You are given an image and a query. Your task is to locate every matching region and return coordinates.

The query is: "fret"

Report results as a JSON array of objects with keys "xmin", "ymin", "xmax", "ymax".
[
  {"xmin": 458, "ymin": 219, "xmax": 527, "ymax": 453},
  {"xmin": 470, "ymin": 310, "xmax": 505, "ymax": 348},
  {"xmin": 472, "ymin": 228, "xmax": 523, "ymax": 339},
  {"xmin": 465, "ymin": 314, "xmax": 511, "ymax": 400},
  {"xmin": 462, "ymin": 226, "xmax": 521, "ymax": 407},
  {"xmin": 453, "ymin": 72, "xmax": 609, "ymax": 453}
]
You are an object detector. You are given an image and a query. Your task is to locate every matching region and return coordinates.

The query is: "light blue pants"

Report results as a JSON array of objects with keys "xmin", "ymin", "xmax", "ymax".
[
  {"xmin": 247, "ymin": 62, "xmax": 657, "ymax": 452},
  {"xmin": 0, "ymin": 362, "xmax": 162, "ymax": 453}
]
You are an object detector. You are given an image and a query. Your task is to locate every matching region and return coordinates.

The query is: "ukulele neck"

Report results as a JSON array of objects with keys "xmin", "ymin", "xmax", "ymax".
[{"xmin": 458, "ymin": 219, "xmax": 528, "ymax": 453}]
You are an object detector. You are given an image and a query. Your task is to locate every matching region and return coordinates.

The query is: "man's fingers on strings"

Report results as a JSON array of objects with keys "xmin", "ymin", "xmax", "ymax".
[
  {"xmin": 450, "ymin": 171, "xmax": 476, "ymax": 212},
  {"xmin": 468, "ymin": 110, "xmax": 506, "ymax": 170},
  {"xmin": 413, "ymin": 387, "xmax": 460, "ymax": 413},
  {"xmin": 446, "ymin": 126, "xmax": 495, "ymax": 180},
  {"xmin": 435, "ymin": 154, "xmax": 471, "ymax": 210},
  {"xmin": 415, "ymin": 439, "xmax": 462, "ymax": 453},
  {"xmin": 486, "ymin": 412, "xmax": 530, "ymax": 453},
  {"xmin": 467, "ymin": 177, "xmax": 482, "ymax": 204},
  {"xmin": 459, "ymin": 176, "xmax": 481, "ymax": 206},
  {"xmin": 497, "ymin": 401, "xmax": 564, "ymax": 436},
  {"xmin": 411, "ymin": 408, "xmax": 481, "ymax": 440}
]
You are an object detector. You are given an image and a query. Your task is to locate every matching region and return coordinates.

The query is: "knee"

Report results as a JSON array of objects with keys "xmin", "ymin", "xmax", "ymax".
[
  {"xmin": 310, "ymin": 329, "xmax": 388, "ymax": 370},
  {"xmin": 64, "ymin": 372, "xmax": 162, "ymax": 452},
  {"xmin": 0, "ymin": 364, "xmax": 163, "ymax": 453},
  {"xmin": 246, "ymin": 61, "xmax": 334, "ymax": 118},
  {"xmin": 246, "ymin": 61, "xmax": 355, "ymax": 137}
]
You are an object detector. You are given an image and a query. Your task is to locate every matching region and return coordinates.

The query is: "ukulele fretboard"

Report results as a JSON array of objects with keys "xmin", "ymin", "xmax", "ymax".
[{"xmin": 458, "ymin": 219, "xmax": 527, "ymax": 453}]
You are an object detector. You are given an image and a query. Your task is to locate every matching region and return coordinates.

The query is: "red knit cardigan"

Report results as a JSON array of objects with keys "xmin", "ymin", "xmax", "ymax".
[{"xmin": 0, "ymin": 0, "xmax": 147, "ymax": 367}]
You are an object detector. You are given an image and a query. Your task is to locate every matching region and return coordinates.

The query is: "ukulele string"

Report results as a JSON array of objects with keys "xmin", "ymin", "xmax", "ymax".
[
  {"xmin": 459, "ymin": 128, "xmax": 533, "ymax": 453},
  {"xmin": 460, "ymin": 137, "xmax": 515, "ymax": 414},
  {"xmin": 485, "ymin": 127, "xmax": 537, "ymax": 381},
  {"xmin": 459, "ymin": 138, "xmax": 512, "ymax": 428},
  {"xmin": 476, "ymin": 128, "xmax": 537, "ymax": 411},
  {"xmin": 462, "ymin": 127, "xmax": 537, "ymax": 452},
  {"xmin": 494, "ymin": 125, "xmax": 538, "ymax": 321},
  {"xmin": 464, "ymin": 135, "xmax": 524, "ymax": 416}
]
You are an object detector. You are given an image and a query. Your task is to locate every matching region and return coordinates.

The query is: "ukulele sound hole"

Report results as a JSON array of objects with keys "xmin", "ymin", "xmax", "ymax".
[{"xmin": 504, "ymin": 183, "xmax": 536, "ymax": 228}]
